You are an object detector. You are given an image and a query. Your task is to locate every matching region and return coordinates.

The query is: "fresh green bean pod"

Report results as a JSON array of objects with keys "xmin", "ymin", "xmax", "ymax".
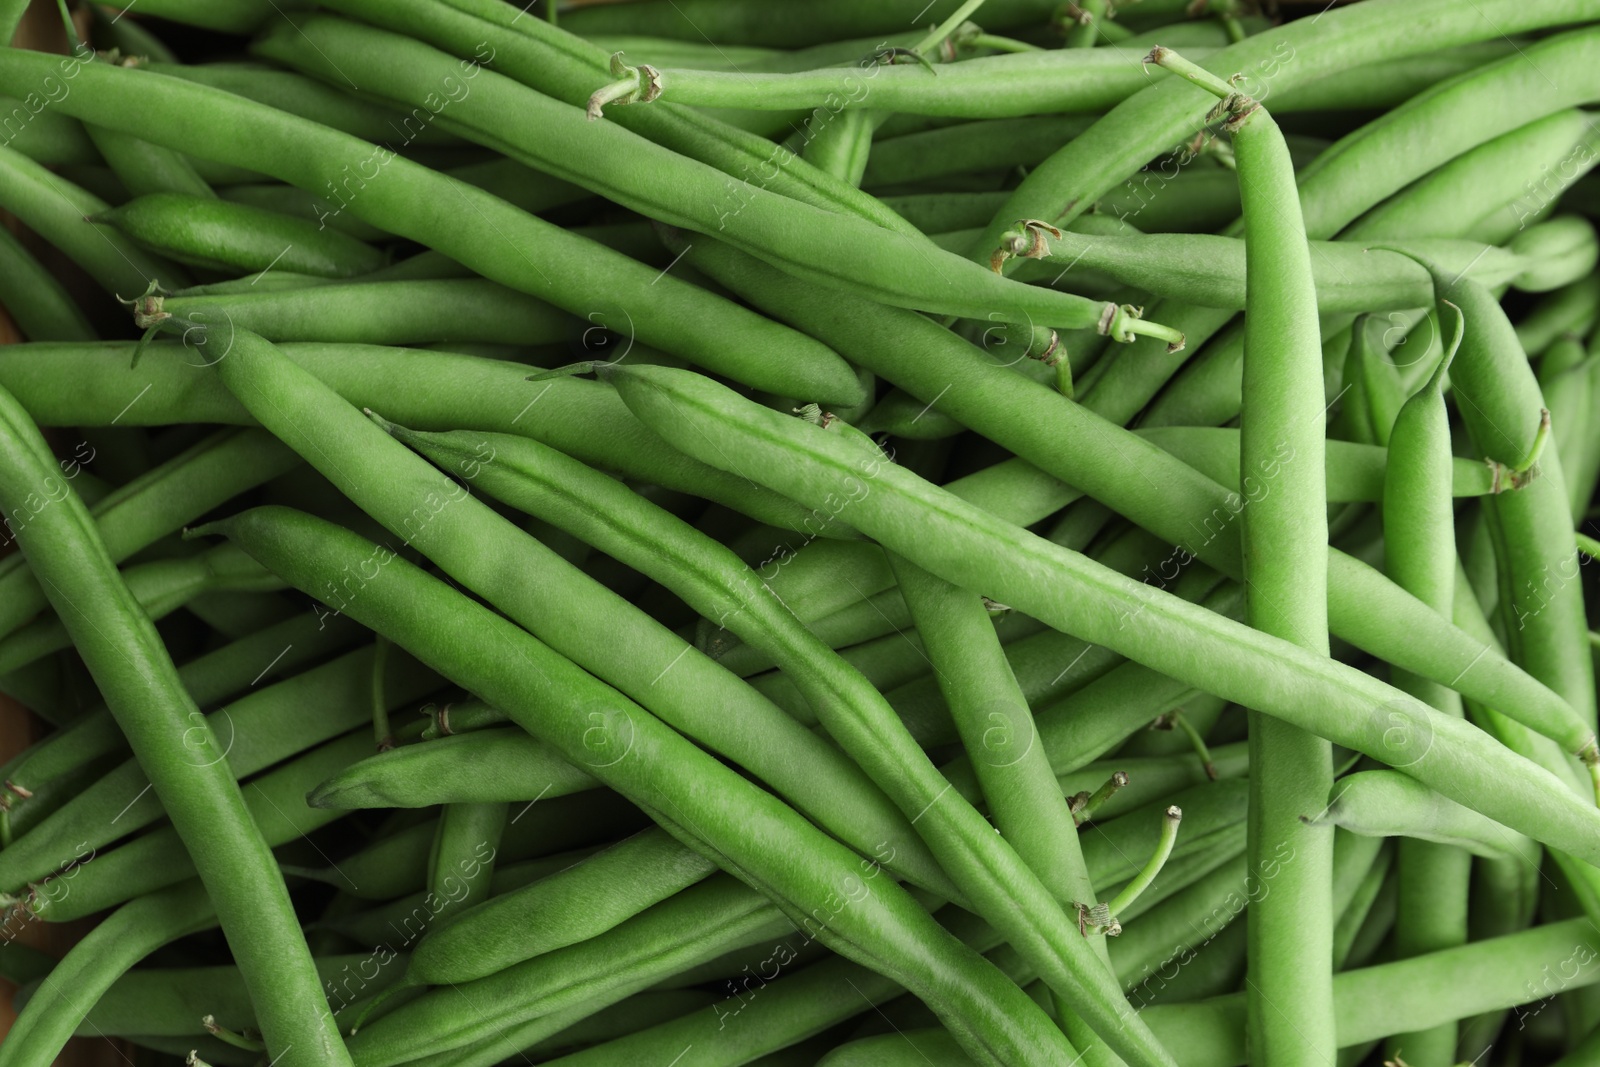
[
  {"xmin": 256, "ymin": 15, "xmax": 1151, "ymax": 340},
  {"xmin": 206, "ymin": 326, "xmax": 951, "ymax": 897},
  {"xmin": 0, "ymin": 50, "xmax": 870, "ymax": 407},
  {"xmin": 153, "ymin": 279, "xmax": 576, "ymax": 347},
  {"xmin": 679, "ymin": 238, "xmax": 1596, "ymax": 761},
  {"xmin": 410, "ymin": 827, "xmax": 719, "ymax": 985},
  {"xmin": 1318, "ymin": 771, "xmax": 1542, "ymax": 864},
  {"xmin": 426, "ymin": 800, "xmax": 506, "ymax": 930},
  {"xmin": 0, "ymin": 880, "xmax": 217, "ymax": 1067},
  {"xmin": 1516, "ymin": 276, "xmax": 1600, "ymax": 357},
  {"xmin": 863, "ymin": 117, "xmax": 1094, "ymax": 188},
  {"xmin": 1543, "ymin": 351, "xmax": 1600, "ymax": 514},
  {"xmin": 969, "ymin": 0, "xmax": 1598, "ymax": 259},
  {"xmin": 0, "ymin": 644, "xmax": 439, "ymax": 892},
  {"xmin": 606, "ymin": 363, "xmax": 1600, "ymax": 864},
  {"xmin": 308, "ymin": 727, "xmax": 598, "ymax": 808},
  {"xmin": 0, "ymin": 140, "xmax": 189, "ymax": 294},
  {"xmin": 208, "ymin": 507, "xmax": 1086, "ymax": 1067},
  {"xmin": 0, "ymin": 340, "xmax": 831, "ymax": 535},
  {"xmin": 1507, "ymin": 213, "xmax": 1600, "ymax": 292},
  {"xmin": 0, "ymin": 86, "xmax": 100, "ymax": 166},
  {"xmin": 1346, "ymin": 109, "xmax": 1600, "ymax": 244},
  {"xmin": 607, "ymin": 48, "xmax": 1208, "ymax": 117},
  {"xmin": 95, "ymin": 192, "xmax": 387, "ymax": 278},
  {"xmin": 0, "ymin": 224, "xmax": 93, "ymax": 342},
  {"xmin": 1017, "ymin": 230, "xmax": 1528, "ymax": 311},
  {"xmin": 219, "ymin": 182, "xmax": 392, "ymax": 241},
  {"xmin": 94, "ymin": 0, "xmax": 300, "ymax": 33}
]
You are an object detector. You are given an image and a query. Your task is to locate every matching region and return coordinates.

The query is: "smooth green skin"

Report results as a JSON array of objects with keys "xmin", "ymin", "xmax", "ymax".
[
  {"xmin": 1507, "ymin": 213, "xmax": 1600, "ymax": 292},
  {"xmin": 863, "ymin": 117, "xmax": 1092, "ymax": 188},
  {"xmin": 1330, "ymin": 315, "xmax": 1407, "ymax": 448},
  {"xmin": 0, "ymin": 87, "xmax": 101, "ymax": 166},
  {"xmin": 802, "ymin": 107, "xmax": 873, "ymax": 187},
  {"xmin": 411, "ymin": 827, "xmax": 719, "ymax": 985},
  {"xmin": 97, "ymin": 0, "xmax": 294, "ymax": 32},
  {"xmin": 374, "ymin": 416, "xmax": 1159, "ymax": 1058},
  {"xmin": 30, "ymin": 729, "xmax": 370, "ymax": 923},
  {"xmin": 309, "ymin": 727, "xmax": 598, "ymax": 808},
  {"xmin": 219, "ymin": 183, "xmax": 397, "ymax": 242},
  {"xmin": 0, "ymin": 382, "xmax": 347, "ymax": 1065},
  {"xmin": 1382, "ymin": 317, "xmax": 1472, "ymax": 1067},
  {"xmin": 643, "ymin": 48, "xmax": 1207, "ymax": 117},
  {"xmin": 0, "ymin": 644, "xmax": 439, "ymax": 890},
  {"xmin": 1138, "ymin": 426, "xmax": 1495, "ymax": 502},
  {"xmin": 0, "ymin": 426, "xmax": 297, "ymax": 642},
  {"xmin": 1543, "ymin": 352, "xmax": 1600, "ymax": 515},
  {"xmin": 0, "ymin": 225, "xmax": 94, "ymax": 342},
  {"xmin": 680, "ymin": 238, "xmax": 1597, "ymax": 758},
  {"xmin": 0, "ymin": 340, "xmax": 829, "ymax": 536},
  {"xmin": 0, "ymin": 141, "xmax": 188, "ymax": 295},
  {"xmin": 146, "ymin": 62, "xmax": 462, "ymax": 148},
  {"xmin": 970, "ymin": 0, "xmax": 1600, "ymax": 259},
  {"xmin": 2, "ymin": 608, "xmax": 364, "ymax": 804},
  {"xmin": 1221, "ymin": 102, "xmax": 1336, "ymax": 1067},
  {"xmin": 427, "ymin": 800, "xmax": 506, "ymax": 929},
  {"xmin": 1295, "ymin": 26, "xmax": 1600, "ymax": 241},
  {"xmin": 83, "ymin": 123, "xmax": 213, "ymax": 199},
  {"xmin": 0, "ymin": 541, "xmax": 280, "ymax": 682},
  {"xmin": 212, "ymin": 507, "xmax": 1079, "ymax": 1067},
  {"xmin": 258, "ymin": 15, "xmax": 1123, "ymax": 338},
  {"xmin": 606, "ymin": 364, "xmax": 1600, "ymax": 863},
  {"xmin": 96, "ymin": 192, "xmax": 387, "ymax": 279},
  {"xmin": 207, "ymin": 328, "xmax": 950, "ymax": 899},
  {"xmin": 559, "ymin": 0, "xmax": 1057, "ymax": 45},
  {"xmin": 157, "ymin": 279, "xmax": 576, "ymax": 348},
  {"xmin": 1020, "ymin": 232, "xmax": 1525, "ymax": 312},
  {"xmin": 0, "ymin": 880, "xmax": 217, "ymax": 1067},
  {"xmin": 0, "ymin": 51, "xmax": 866, "ymax": 408},
  {"xmin": 1347, "ymin": 109, "xmax": 1600, "ymax": 244}
]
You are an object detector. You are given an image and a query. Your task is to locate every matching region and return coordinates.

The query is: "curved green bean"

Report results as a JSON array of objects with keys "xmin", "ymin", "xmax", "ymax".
[
  {"xmin": 0, "ymin": 224, "xmax": 94, "ymax": 342},
  {"xmin": 308, "ymin": 727, "xmax": 597, "ymax": 808}
]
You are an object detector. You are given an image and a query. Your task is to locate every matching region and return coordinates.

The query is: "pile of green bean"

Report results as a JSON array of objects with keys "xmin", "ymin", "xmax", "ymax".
[{"xmin": 0, "ymin": 0, "xmax": 1598, "ymax": 1064}]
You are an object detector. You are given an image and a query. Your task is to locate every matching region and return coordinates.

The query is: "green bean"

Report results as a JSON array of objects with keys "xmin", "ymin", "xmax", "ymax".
[
  {"xmin": 1346, "ymin": 109, "xmax": 1600, "ymax": 244},
  {"xmin": 1075, "ymin": 302, "xmax": 1238, "ymax": 427},
  {"xmin": 425, "ymin": 800, "xmax": 506, "ymax": 932},
  {"xmin": 1269, "ymin": 41, "xmax": 1513, "ymax": 113},
  {"xmin": 409, "ymin": 827, "xmax": 718, "ymax": 984},
  {"xmin": 0, "ymin": 644, "xmax": 440, "ymax": 892},
  {"xmin": 2, "ymin": 608, "xmax": 365, "ymax": 810},
  {"xmin": 863, "ymin": 116, "xmax": 1094, "ymax": 187},
  {"xmin": 1507, "ymin": 213, "xmax": 1600, "ymax": 292},
  {"xmin": 210, "ymin": 506, "xmax": 1082, "ymax": 1067},
  {"xmin": 368, "ymin": 413, "xmax": 1165, "ymax": 1055},
  {"xmin": 205, "ymin": 327, "xmax": 953, "ymax": 898},
  {"xmin": 1543, "ymin": 350, "xmax": 1600, "ymax": 514},
  {"xmin": 0, "ymin": 367, "xmax": 346, "ymax": 1064},
  {"xmin": 705, "ymin": 587, "xmax": 911, "ymax": 678},
  {"xmin": 308, "ymin": 727, "xmax": 598, "ymax": 808},
  {"xmin": 0, "ymin": 140, "xmax": 189, "ymax": 294},
  {"xmin": 0, "ymin": 426, "xmax": 297, "ymax": 642},
  {"xmin": 0, "ymin": 51, "xmax": 869, "ymax": 407},
  {"xmin": 605, "ymin": 363, "xmax": 1600, "ymax": 863},
  {"xmin": 1333, "ymin": 849, "xmax": 1396, "ymax": 972},
  {"xmin": 97, "ymin": 0, "xmax": 295, "ymax": 33},
  {"xmin": 1136, "ymin": 426, "xmax": 1494, "ymax": 501},
  {"xmin": 1317, "ymin": 771, "xmax": 1541, "ymax": 864},
  {"xmin": 1145, "ymin": 58, "xmax": 1333, "ymax": 1059},
  {"xmin": 0, "ymin": 880, "xmax": 217, "ymax": 1067},
  {"xmin": 418, "ymin": 697, "xmax": 506, "ymax": 739},
  {"xmin": 259, "ymin": 15, "xmax": 1166, "ymax": 343},
  {"xmin": 0, "ymin": 340, "xmax": 831, "ymax": 535},
  {"xmin": 1013, "ymin": 229, "xmax": 1530, "ymax": 311},
  {"xmin": 559, "ymin": 0, "xmax": 1059, "ymax": 46},
  {"xmin": 218, "ymin": 183, "xmax": 392, "ymax": 242},
  {"xmin": 968, "ymin": 0, "xmax": 1598, "ymax": 259},
  {"xmin": 96, "ymin": 192, "xmax": 387, "ymax": 279},
  {"xmin": 152, "ymin": 279, "xmax": 575, "ymax": 347},
  {"xmin": 0, "ymin": 223, "xmax": 94, "ymax": 342},
  {"xmin": 679, "ymin": 238, "xmax": 1597, "ymax": 763}
]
